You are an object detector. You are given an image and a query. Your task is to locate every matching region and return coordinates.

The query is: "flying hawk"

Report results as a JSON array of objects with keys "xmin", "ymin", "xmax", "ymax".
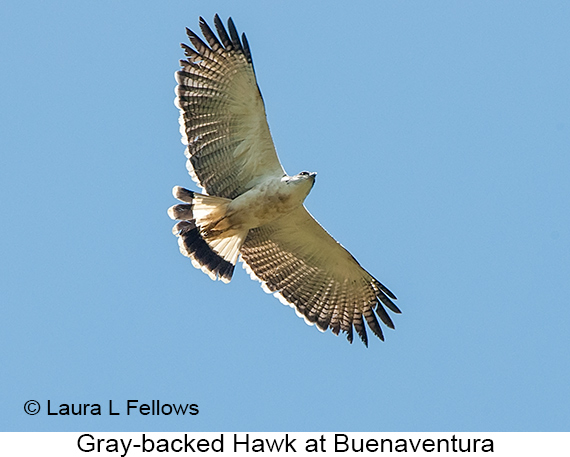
[{"xmin": 168, "ymin": 15, "xmax": 401, "ymax": 346}]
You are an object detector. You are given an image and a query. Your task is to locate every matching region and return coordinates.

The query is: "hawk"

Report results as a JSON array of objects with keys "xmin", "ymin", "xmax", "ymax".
[{"xmin": 168, "ymin": 15, "xmax": 401, "ymax": 346}]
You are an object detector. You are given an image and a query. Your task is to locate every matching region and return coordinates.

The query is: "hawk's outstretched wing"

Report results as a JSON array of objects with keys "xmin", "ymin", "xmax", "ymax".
[
  {"xmin": 175, "ymin": 15, "xmax": 285, "ymax": 199},
  {"xmin": 240, "ymin": 207, "xmax": 401, "ymax": 346}
]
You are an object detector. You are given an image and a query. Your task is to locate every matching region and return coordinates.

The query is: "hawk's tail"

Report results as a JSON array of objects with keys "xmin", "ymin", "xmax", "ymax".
[{"xmin": 168, "ymin": 186, "xmax": 247, "ymax": 283}]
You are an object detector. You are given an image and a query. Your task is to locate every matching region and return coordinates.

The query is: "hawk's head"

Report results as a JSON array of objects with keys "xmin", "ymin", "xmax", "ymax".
[{"xmin": 284, "ymin": 171, "xmax": 316, "ymax": 186}]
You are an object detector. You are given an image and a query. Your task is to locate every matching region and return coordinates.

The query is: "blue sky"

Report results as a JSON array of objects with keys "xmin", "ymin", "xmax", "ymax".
[{"xmin": 1, "ymin": 1, "xmax": 569, "ymax": 432}]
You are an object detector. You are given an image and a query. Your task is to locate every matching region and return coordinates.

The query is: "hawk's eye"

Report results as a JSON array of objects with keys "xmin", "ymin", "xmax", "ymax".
[{"xmin": 300, "ymin": 171, "xmax": 308, "ymax": 176}]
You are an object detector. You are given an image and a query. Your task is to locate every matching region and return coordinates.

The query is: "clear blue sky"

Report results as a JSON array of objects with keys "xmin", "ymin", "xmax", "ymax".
[{"xmin": 1, "ymin": 1, "xmax": 569, "ymax": 432}]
